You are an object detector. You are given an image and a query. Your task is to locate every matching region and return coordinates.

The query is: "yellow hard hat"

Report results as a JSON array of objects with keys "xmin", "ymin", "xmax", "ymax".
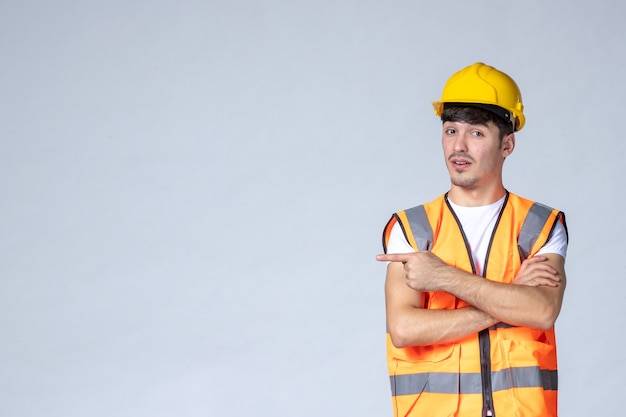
[{"xmin": 432, "ymin": 62, "xmax": 526, "ymax": 131}]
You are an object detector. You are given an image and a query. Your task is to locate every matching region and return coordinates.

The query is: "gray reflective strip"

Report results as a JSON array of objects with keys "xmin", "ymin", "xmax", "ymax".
[
  {"xmin": 391, "ymin": 366, "xmax": 557, "ymax": 396},
  {"xmin": 403, "ymin": 205, "xmax": 433, "ymax": 251},
  {"xmin": 518, "ymin": 203, "xmax": 554, "ymax": 260}
]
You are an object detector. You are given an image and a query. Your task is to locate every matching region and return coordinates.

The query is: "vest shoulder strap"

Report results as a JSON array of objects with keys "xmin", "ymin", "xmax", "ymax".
[
  {"xmin": 403, "ymin": 205, "xmax": 433, "ymax": 251},
  {"xmin": 383, "ymin": 204, "xmax": 433, "ymax": 253},
  {"xmin": 518, "ymin": 201, "xmax": 567, "ymax": 260}
]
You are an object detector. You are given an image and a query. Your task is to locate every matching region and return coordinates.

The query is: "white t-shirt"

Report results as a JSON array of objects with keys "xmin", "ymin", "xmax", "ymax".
[{"xmin": 386, "ymin": 195, "xmax": 567, "ymax": 275}]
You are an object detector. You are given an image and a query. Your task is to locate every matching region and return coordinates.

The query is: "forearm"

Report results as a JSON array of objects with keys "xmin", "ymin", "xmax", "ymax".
[
  {"xmin": 385, "ymin": 262, "xmax": 496, "ymax": 347},
  {"xmin": 387, "ymin": 304, "xmax": 496, "ymax": 347},
  {"xmin": 437, "ymin": 263, "xmax": 564, "ymax": 329}
]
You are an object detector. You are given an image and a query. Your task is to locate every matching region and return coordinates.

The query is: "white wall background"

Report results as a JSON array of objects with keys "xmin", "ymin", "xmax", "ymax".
[{"xmin": 1, "ymin": 1, "xmax": 623, "ymax": 416}]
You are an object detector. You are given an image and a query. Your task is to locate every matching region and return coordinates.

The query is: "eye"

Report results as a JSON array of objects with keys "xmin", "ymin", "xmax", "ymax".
[
  {"xmin": 470, "ymin": 130, "xmax": 484, "ymax": 137},
  {"xmin": 445, "ymin": 128, "xmax": 456, "ymax": 135}
]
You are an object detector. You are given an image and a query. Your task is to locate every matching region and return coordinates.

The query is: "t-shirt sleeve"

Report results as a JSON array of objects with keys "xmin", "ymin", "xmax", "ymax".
[
  {"xmin": 536, "ymin": 219, "xmax": 568, "ymax": 260},
  {"xmin": 386, "ymin": 221, "xmax": 416, "ymax": 254}
]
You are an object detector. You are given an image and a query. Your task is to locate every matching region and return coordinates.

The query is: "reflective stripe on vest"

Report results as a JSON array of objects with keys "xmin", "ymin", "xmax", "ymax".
[
  {"xmin": 519, "ymin": 202, "xmax": 559, "ymax": 260},
  {"xmin": 401, "ymin": 205, "xmax": 433, "ymax": 252},
  {"xmin": 383, "ymin": 205, "xmax": 434, "ymax": 254},
  {"xmin": 391, "ymin": 366, "xmax": 558, "ymax": 395}
]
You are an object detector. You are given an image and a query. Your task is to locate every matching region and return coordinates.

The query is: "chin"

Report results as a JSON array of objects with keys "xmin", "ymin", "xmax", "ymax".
[{"xmin": 451, "ymin": 177, "xmax": 478, "ymax": 188}]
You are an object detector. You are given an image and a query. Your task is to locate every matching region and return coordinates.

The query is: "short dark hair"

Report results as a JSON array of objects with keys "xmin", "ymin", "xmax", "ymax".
[{"xmin": 441, "ymin": 104, "xmax": 514, "ymax": 139}]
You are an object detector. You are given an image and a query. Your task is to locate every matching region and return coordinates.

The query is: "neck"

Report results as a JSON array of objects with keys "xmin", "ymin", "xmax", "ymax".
[{"xmin": 447, "ymin": 183, "xmax": 507, "ymax": 207}]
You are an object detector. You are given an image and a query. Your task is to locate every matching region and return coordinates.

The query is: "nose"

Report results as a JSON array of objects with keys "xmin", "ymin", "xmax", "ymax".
[{"xmin": 452, "ymin": 133, "xmax": 468, "ymax": 152}]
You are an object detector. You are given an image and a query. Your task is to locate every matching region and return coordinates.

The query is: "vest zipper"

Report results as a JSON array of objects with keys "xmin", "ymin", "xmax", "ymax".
[
  {"xmin": 479, "ymin": 328, "xmax": 494, "ymax": 417},
  {"xmin": 445, "ymin": 192, "xmax": 509, "ymax": 417}
]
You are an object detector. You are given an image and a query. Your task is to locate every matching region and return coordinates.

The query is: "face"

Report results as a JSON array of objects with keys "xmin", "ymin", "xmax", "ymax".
[{"xmin": 442, "ymin": 120, "xmax": 514, "ymax": 190}]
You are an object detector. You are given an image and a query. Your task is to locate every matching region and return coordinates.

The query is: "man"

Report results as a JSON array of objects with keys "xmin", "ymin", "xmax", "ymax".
[{"xmin": 376, "ymin": 62, "xmax": 568, "ymax": 417}]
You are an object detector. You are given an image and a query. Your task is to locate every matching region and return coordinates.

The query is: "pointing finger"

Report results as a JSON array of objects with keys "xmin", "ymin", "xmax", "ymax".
[{"xmin": 376, "ymin": 253, "xmax": 411, "ymax": 263}]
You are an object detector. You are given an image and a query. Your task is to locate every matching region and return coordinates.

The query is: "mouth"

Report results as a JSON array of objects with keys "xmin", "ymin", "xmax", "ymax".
[
  {"xmin": 449, "ymin": 156, "xmax": 473, "ymax": 169},
  {"xmin": 452, "ymin": 160, "xmax": 471, "ymax": 166}
]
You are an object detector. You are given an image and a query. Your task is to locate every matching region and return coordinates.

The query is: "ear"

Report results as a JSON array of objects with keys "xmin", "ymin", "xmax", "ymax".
[{"xmin": 502, "ymin": 133, "xmax": 515, "ymax": 158}]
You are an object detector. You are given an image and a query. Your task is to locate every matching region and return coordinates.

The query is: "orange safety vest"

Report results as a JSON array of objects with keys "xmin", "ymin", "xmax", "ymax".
[{"xmin": 382, "ymin": 191, "xmax": 567, "ymax": 417}]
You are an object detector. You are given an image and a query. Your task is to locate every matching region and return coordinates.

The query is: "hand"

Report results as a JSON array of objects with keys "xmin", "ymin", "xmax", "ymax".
[
  {"xmin": 376, "ymin": 251, "xmax": 448, "ymax": 291},
  {"xmin": 513, "ymin": 256, "xmax": 561, "ymax": 287}
]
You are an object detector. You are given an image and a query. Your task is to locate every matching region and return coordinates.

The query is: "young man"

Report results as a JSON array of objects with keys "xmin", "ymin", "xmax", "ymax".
[{"xmin": 376, "ymin": 62, "xmax": 568, "ymax": 417}]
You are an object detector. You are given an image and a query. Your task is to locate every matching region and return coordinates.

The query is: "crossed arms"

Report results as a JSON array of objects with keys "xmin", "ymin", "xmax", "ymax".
[{"xmin": 376, "ymin": 252, "xmax": 566, "ymax": 348}]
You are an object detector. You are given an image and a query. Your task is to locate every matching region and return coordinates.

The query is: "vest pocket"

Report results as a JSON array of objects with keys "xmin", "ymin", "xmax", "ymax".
[
  {"xmin": 394, "ymin": 342, "xmax": 457, "ymax": 363},
  {"xmin": 499, "ymin": 338, "xmax": 555, "ymax": 367},
  {"xmin": 391, "ymin": 344, "xmax": 460, "ymax": 417},
  {"xmin": 494, "ymin": 338, "xmax": 557, "ymax": 416}
]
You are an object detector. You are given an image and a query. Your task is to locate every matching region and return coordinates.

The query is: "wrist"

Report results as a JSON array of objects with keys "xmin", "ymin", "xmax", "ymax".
[{"xmin": 432, "ymin": 262, "xmax": 457, "ymax": 291}]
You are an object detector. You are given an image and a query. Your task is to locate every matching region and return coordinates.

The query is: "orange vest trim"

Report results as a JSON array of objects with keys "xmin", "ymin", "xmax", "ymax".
[{"xmin": 382, "ymin": 191, "xmax": 567, "ymax": 417}]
